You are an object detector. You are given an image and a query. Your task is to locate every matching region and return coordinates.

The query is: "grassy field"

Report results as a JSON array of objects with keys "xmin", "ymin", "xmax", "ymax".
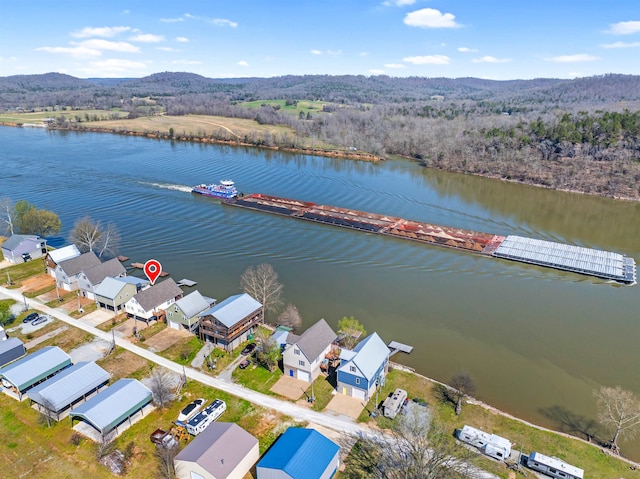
[{"xmin": 238, "ymin": 99, "xmax": 329, "ymax": 117}]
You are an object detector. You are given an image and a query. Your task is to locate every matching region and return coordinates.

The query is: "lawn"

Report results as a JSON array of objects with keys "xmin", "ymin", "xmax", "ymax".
[
  {"xmin": 160, "ymin": 335, "xmax": 203, "ymax": 365},
  {"xmin": 233, "ymin": 361, "xmax": 283, "ymax": 395},
  {"xmin": 5, "ymin": 258, "xmax": 47, "ymax": 285},
  {"xmin": 357, "ymin": 368, "xmax": 633, "ymax": 479},
  {"xmin": 238, "ymin": 99, "xmax": 330, "ymax": 117},
  {"xmin": 307, "ymin": 375, "xmax": 336, "ymax": 411}
]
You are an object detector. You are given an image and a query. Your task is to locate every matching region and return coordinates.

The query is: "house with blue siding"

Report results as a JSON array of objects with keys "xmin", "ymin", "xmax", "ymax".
[
  {"xmin": 336, "ymin": 332, "xmax": 389, "ymax": 401},
  {"xmin": 256, "ymin": 427, "xmax": 340, "ymax": 479},
  {"xmin": 1, "ymin": 234, "xmax": 47, "ymax": 264}
]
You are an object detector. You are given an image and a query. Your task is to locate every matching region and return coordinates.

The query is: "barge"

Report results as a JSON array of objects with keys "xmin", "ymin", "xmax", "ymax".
[{"xmin": 224, "ymin": 193, "xmax": 637, "ymax": 285}]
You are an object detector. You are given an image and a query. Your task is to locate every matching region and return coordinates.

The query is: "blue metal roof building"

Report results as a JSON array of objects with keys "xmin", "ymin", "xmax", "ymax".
[
  {"xmin": 27, "ymin": 361, "xmax": 110, "ymax": 419},
  {"xmin": 0, "ymin": 346, "xmax": 71, "ymax": 399},
  {"xmin": 69, "ymin": 378, "xmax": 152, "ymax": 438},
  {"xmin": 257, "ymin": 428, "xmax": 340, "ymax": 479}
]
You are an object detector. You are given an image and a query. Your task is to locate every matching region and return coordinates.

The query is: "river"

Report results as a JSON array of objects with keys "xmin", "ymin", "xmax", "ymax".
[{"xmin": 1, "ymin": 127, "xmax": 639, "ymax": 457}]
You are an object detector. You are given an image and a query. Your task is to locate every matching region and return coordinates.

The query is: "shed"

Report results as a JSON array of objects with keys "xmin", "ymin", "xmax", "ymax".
[
  {"xmin": 27, "ymin": 361, "xmax": 110, "ymax": 420},
  {"xmin": 174, "ymin": 422, "xmax": 259, "ymax": 479},
  {"xmin": 69, "ymin": 378, "xmax": 152, "ymax": 438},
  {"xmin": 256, "ymin": 427, "xmax": 340, "ymax": 479},
  {"xmin": 0, "ymin": 333, "xmax": 26, "ymax": 367},
  {"xmin": 0, "ymin": 346, "xmax": 72, "ymax": 399}
]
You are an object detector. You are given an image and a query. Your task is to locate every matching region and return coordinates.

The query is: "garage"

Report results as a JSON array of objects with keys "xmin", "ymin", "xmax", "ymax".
[
  {"xmin": 352, "ymin": 388, "xmax": 366, "ymax": 400},
  {"xmin": 297, "ymin": 370, "xmax": 310, "ymax": 382}
]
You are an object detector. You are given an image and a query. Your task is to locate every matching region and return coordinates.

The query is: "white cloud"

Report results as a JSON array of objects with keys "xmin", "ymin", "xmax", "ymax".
[
  {"xmin": 176, "ymin": 37, "xmax": 190, "ymax": 43},
  {"xmin": 74, "ymin": 39, "xmax": 140, "ymax": 52},
  {"xmin": 458, "ymin": 47, "xmax": 477, "ymax": 53},
  {"xmin": 129, "ymin": 34, "xmax": 165, "ymax": 43},
  {"xmin": 384, "ymin": 63, "xmax": 407, "ymax": 69},
  {"xmin": 403, "ymin": 54, "xmax": 451, "ymax": 65},
  {"xmin": 157, "ymin": 47, "xmax": 179, "ymax": 52},
  {"xmin": 472, "ymin": 56, "xmax": 511, "ymax": 63},
  {"xmin": 237, "ymin": 60, "xmax": 249, "ymax": 67},
  {"xmin": 78, "ymin": 58, "xmax": 147, "ymax": 75},
  {"xmin": 382, "ymin": 0, "xmax": 416, "ymax": 6},
  {"xmin": 211, "ymin": 18, "xmax": 238, "ymax": 27},
  {"xmin": 546, "ymin": 54, "xmax": 599, "ymax": 63},
  {"xmin": 404, "ymin": 8, "xmax": 460, "ymax": 29},
  {"xmin": 71, "ymin": 26, "xmax": 131, "ymax": 38},
  {"xmin": 311, "ymin": 49, "xmax": 323, "ymax": 55},
  {"xmin": 160, "ymin": 17, "xmax": 185, "ymax": 23},
  {"xmin": 369, "ymin": 69, "xmax": 385, "ymax": 75},
  {"xmin": 606, "ymin": 20, "xmax": 640, "ymax": 35},
  {"xmin": 36, "ymin": 46, "xmax": 101, "ymax": 59},
  {"xmin": 601, "ymin": 41, "xmax": 640, "ymax": 48},
  {"xmin": 327, "ymin": 49, "xmax": 342, "ymax": 55}
]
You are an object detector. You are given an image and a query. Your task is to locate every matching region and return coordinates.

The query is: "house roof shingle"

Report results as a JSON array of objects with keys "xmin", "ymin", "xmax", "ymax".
[
  {"xmin": 83, "ymin": 258, "xmax": 126, "ymax": 285},
  {"xmin": 58, "ymin": 251, "xmax": 101, "ymax": 277},
  {"xmin": 175, "ymin": 422, "xmax": 258, "ymax": 478},
  {"xmin": 293, "ymin": 319, "xmax": 336, "ymax": 362},
  {"xmin": 174, "ymin": 290, "xmax": 211, "ymax": 318},
  {"xmin": 132, "ymin": 278, "xmax": 182, "ymax": 312},
  {"xmin": 199, "ymin": 293, "xmax": 262, "ymax": 328}
]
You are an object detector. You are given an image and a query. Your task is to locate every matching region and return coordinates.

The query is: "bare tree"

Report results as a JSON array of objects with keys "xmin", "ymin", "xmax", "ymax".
[
  {"xmin": 240, "ymin": 263, "xmax": 283, "ymax": 316},
  {"xmin": 449, "ymin": 371, "xmax": 476, "ymax": 416},
  {"xmin": 155, "ymin": 443, "xmax": 179, "ymax": 479},
  {"xmin": 37, "ymin": 397, "xmax": 56, "ymax": 428},
  {"xmin": 69, "ymin": 216, "xmax": 120, "ymax": 258},
  {"xmin": 149, "ymin": 368, "xmax": 176, "ymax": 409},
  {"xmin": 0, "ymin": 197, "xmax": 15, "ymax": 235},
  {"xmin": 277, "ymin": 304, "xmax": 302, "ymax": 332},
  {"xmin": 344, "ymin": 404, "xmax": 480, "ymax": 479},
  {"xmin": 594, "ymin": 385, "xmax": 640, "ymax": 454}
]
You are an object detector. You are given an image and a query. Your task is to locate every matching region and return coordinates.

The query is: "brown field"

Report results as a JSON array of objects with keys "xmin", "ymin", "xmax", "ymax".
[{"xmin": 97, "ymin": 348, "xmax": 150, "ymax": 381}]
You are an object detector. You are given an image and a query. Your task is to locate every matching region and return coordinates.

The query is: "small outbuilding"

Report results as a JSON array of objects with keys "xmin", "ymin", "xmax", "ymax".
[
  {"xmin": 0, "ymin": 346, "xmax": 72, "ymax": 399},
  {"xmin": 70, "ymin": 378, "xmax": 152, "ymax": 440},
  {"xmin": 27, "ymin": 361, "xmax": 110, "ymax": 420},
  {"xmin": 1, "ymin": 234, "xmax": 47, "ymax": 264},
  {"xmin": 0, "ymin": 326, "xmax": 26, "ymax": 367},
  {"xmin": 174, "ymin": 422, "xmax": 259, "ymax": 479},
  {"xmin": 256, "ymin": 427, "xmax": 340, "ymax": 479}
]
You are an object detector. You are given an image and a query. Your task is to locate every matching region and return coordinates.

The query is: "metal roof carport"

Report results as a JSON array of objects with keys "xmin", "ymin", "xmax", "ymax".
[
  {"xmin": 27, "ymin": 361, "xmax": 110, "ymax": 420},
  {"xmin": 69, "ymin": 378, "xmax": 152, "ymax": 439},
  {"xmin": 0, "ymin": 346, "xmax": 72, "ymax": 399}
]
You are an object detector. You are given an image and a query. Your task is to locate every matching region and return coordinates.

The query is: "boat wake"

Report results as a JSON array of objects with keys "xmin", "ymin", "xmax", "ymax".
[{"xmin": 143, "ymin": 182, "xmax": 192, "ymax": 193}]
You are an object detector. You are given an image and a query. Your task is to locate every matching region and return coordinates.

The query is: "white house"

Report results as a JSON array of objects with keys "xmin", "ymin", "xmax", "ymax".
[
  {"xmin": 45, "ymin": 245, "xmax": 81, "ymax": 277},
  {"xmin": 54, "ymin": 252, "xmax": 101, "ymax": 291},
  {"xmin": 124, "ymin": 278, "xmax": 183, "ymax": 322},
  {"xmin": 282, "ymin": 319, "xmax": 336, "ymax": 383}
]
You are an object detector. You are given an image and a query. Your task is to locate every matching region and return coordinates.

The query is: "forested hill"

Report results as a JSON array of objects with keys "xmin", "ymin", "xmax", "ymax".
[{"xmin": 2, "ymin": 72, "xmax": 640, "ymax": 109}]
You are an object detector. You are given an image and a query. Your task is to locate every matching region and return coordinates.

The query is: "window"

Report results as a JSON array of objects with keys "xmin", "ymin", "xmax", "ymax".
[
  {"xmin": 298, "ymin": 360, "xmax": 305, "ymax": 366},
  {"xmin": 350, "ymin": 365, "xmax": 356, "ymax": 372},
  {"xmin": 355, "ymin": 378, "xmax": 360, "ymax": 384},
  {"xmin": 294, "ymin": 349, "xmax": 300, "ymax": 355}
]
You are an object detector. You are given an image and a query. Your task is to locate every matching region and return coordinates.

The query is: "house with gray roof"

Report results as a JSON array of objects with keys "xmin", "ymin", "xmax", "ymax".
[
  {"xmin": 174, "ymin": 422, "xmax": 259, "ymax": 479},
  {"xmin": 1, "ymin": 234, "xmax": 47, "ymax": 264},
  {"xmin": 283, "ymin": 319, "xmax": 336, "ymax": 383},
  {"xmin": 45, "ymin": 244, "xmax": 81, "ymax": 277},
  {"xmin": 0, "ymin": 346, "xmax": 72, "ymax": 400},
  {"xmin": 54, "ymin": 251, "xmax": 101, "ymax": 291},
  {"xmin": 0, "ymin": 326, "xmax": 26, "ymax": 367},
  {"xmin": 124, "ymin": 278, "xmax": 183, "ymax": 323},
  {"xmin": 27, "ymin": 361, "xmax": 110, "ymax": 420},
  {"xmin": 78, "ymin": 257, "xmax": 126, "ymax": 300},
  {"xmin": 69, "ymin": 378, "xmax": 152, "ymax": 439},
  {"xmin": 199, "ymin": 293, "xmax": 263, "ymax": 352},
  {"xmin": 336, "ymin": 332, "xmax": 389, "ymax": 401},
  {"xmin": 166, "ymin": 290, "xmax": 215, "ymax": 333},
  {"xmin": 94, "ymin": 276, "xmax": 149, "ymax": 313}
]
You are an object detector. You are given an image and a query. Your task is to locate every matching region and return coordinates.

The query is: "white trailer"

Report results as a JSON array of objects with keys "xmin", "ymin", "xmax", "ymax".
[
  {"xmin": 458, "ymin": 425, "xmax": 512, "ymax": 461},
  {"xmin": 382, "ymin": 388, "xmax": 407, "ymax": 418},
  {"xmin": 526, "ymin": 451, "xmax": 584, "ymax": 479},
  {"xmin": 185, "ymin": 399, "xmax": 226, "ymax": 436}
]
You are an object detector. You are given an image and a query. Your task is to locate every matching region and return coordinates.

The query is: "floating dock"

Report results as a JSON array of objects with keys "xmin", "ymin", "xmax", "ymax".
[{"xmin": 224, "ymin": 194, "xmax": 636, "ymax": 285}]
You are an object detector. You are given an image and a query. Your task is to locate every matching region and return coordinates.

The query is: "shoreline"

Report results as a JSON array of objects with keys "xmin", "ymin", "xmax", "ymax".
[{"xmin": 3, "ymin": 120, "xmax": 639, "ymax": 202}]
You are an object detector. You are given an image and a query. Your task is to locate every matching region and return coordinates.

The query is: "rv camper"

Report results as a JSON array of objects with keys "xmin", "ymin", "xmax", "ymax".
[
  {"xmin": 458, "ymin": 425, "xmax": 512, "ymax": 461},
  {"xmin": 382, "ymin": 388, "xmax": 407, "ymax": 418},
  {"xmin": 526, "ymin": 452, "xmax": 584, "ymax": 479}
]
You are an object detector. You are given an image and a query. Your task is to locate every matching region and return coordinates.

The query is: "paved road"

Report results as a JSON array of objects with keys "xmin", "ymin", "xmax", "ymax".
[{"xmin": 0, "ymin": 285, "xmax": 499, "ymax": 478}]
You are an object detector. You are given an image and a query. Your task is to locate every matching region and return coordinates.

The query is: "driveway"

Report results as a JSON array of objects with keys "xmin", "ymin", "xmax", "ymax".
[
  {"xmin": 78, "ymin": 309, "xmax": 113, "ymax": 328},
  {"xmin": 325, "ymin": 393, "xmax": 367, "ymax": 419},
  {"xmin": 270, "ymin": 376, "xmax": 310, "ymax": 400}
]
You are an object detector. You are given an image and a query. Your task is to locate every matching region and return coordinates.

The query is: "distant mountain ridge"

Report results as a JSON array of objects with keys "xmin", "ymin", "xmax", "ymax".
[{"xmin": 2, "ymin": 71, "xmax": 640, "ymax": 109}]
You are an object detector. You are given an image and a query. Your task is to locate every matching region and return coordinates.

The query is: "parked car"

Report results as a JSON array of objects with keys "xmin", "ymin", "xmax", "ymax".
[
  {"xmin": 239, "ymin": 358, "xmax": 251, "ymax": 369},
  {"xmin": 177, "ymin": 398, "xmax": 207, "ymax": 423},
  {"xmin": 241, "ymin": 343, "xmax": 257, "ymax": 355},
  {"xmin": 31, "ymin": 315, "xmax": 50, "ymax": 326},
  {"xmin": 22, "ymin": 312, "xmax": 39, "ymax": 323}
]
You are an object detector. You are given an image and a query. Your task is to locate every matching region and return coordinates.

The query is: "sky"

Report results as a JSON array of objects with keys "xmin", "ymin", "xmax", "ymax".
[{"xmin": 1, "ymin": 1, "xmax": 639, "ymax": 80}]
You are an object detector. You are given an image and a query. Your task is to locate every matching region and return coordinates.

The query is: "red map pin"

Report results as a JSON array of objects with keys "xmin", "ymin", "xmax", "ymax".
[{"xmin": 144, "ymin": 259, "xmax": 162, "ymax": 285}]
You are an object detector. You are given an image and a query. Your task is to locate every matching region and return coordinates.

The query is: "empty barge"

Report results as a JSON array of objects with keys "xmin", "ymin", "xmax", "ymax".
[{"xmin": 224, "ymin": 194, "xmax": 637, "ymax": 285}]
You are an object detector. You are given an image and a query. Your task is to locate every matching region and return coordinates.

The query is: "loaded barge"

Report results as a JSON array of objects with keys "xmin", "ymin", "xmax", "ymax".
[{"xmin": 224, "ymin": 193, "xmax": 637, "ymax": 285}]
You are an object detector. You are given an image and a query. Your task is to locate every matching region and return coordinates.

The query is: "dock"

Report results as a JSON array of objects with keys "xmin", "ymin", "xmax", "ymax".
[
  {"xmin": 177, "ymin": 279, "xmax": 198, "ymax": 287},
  {"xmin": 388, "ymin": 341, "xmax": 414, "ymax": 358},
  {"xmin": 224, "ymin": 194, "xmax": 637, "ymax": 285}
]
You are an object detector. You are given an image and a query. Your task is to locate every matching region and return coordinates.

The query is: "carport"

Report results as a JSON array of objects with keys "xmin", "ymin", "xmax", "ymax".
[{"xmin": 0, "ymin": 346, "xmax": 71, "ymax": 399}]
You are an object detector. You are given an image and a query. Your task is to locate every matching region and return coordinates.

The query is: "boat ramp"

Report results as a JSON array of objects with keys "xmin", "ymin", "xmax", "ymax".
[{"xmin": 224, "ymin": 194, "xmax": 636, "ymax": 285}]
